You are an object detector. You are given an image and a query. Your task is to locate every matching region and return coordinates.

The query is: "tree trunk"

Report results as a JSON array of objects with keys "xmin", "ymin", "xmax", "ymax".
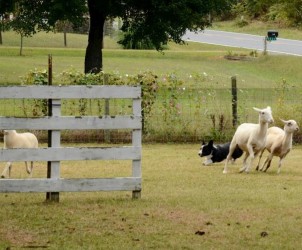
[
  {"xmin": 85, "ymin": 0, "xmax": 106, "ymax": 74},
  {"xmin": 0, "ymin": 30, "xmax": 2, "ymax": 45},
  {"xmin": 64, "ymin": 30, "xmax": 67, "ymax": 47},
  {"xmin": 20, "ymin": 34, "xmax": 23, "ymax": 56}
]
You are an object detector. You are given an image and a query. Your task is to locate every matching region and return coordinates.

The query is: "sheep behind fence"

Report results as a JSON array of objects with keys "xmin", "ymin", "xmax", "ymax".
[
  {"xmin": 0, "ymin": 85, "xmax": 142, "ymax": 202},
  {"xmin": 1, "ymin": 130, "xmax": 39, "ymax": 178}
]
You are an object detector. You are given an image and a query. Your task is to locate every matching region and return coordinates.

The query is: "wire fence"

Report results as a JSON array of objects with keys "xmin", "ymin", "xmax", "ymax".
[
  {"xmin": 0, "ymin": 84, "xmax": 301, "ymax": 144},
  {"xmin": 144, "ymin": 86, "xmax": 302, "ymax": 143}
]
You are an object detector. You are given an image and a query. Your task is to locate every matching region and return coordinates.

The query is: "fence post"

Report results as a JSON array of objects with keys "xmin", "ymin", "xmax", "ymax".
[
  {"xmin": 46, "ymin": 54, "xmax": 53, "ymax": 201},
  {"xmin": 103, "ymin": 74, "xmax": 111, "ymax": 143},
  {"xmin": 263, "ymin": 36, "xmax": 268, "ymax": 55},
  {"xmin": 132, "ymin": 91, "xmax": 142, "ymax": 199},
  {"xmin": 46, "ymin": 54, "xmax": 60, "ymax": 202},
  {"xmin": 231, "ymin": 76, "xmax": 238, "ymax": 128}
]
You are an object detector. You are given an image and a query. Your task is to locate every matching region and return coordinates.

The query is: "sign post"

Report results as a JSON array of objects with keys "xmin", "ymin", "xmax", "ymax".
[{"xmin": 263, "ymin": 30, "xmax": 278, "ymax": 55}]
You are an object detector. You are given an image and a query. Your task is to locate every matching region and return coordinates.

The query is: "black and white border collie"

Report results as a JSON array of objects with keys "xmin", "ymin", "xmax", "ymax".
[{"xmin": 198, "ymin": 140, "xmax": 243, "ymax": 165}]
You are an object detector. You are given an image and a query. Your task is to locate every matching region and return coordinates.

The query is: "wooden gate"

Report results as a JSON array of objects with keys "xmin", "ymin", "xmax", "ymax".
[{"xmin": 0, "ymin": 85, "xmax": 142, "ymax": 201}]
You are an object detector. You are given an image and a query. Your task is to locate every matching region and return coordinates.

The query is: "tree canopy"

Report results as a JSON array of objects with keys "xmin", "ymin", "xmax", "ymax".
[{"xmin": 2, "ymin": 0, "xmax": 233, "ymax": 73}]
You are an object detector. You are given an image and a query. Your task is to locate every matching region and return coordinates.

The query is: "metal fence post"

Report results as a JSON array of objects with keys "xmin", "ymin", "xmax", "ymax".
[{"xmin": 231, "ymin": 76, "xmax": 238, "ymax": 128}]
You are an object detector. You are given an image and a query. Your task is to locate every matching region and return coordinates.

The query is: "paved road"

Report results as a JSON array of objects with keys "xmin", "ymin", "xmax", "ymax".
[{"xmin": 184, "ymin": 30, "xmax": 302, "ymax": 56}]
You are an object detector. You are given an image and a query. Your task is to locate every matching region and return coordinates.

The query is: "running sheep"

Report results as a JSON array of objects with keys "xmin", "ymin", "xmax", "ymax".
[
  {"xmin": 223, "ymin": 106, "xmax": 274, "ymax": 174},
  {"xmin": 256, "ymin": 119, "xmax": 299, "ymax": 174},
  {"xmin": 1, "ymin": 130, "xmax": 38, "ymax": 178}
]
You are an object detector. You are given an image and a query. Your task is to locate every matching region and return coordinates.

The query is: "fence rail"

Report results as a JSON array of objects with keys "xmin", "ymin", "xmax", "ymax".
[
  {"xmin": 0, "ymin": 116, "xmax": 141, "ymax": 130},
  {"xmin": 0, "ymin": 147, "xmax": 141, "ymax": 161},
  {"xmin": 0, "ymin": 85, "xmax": 142, "ymax": 201},
  {"xmin": 0, "ymin": 85, "xmax": 141, "ymax": 99},
  {"xmin": 0, "ymin": 177, "xmax": 141, "ymax": 193}
]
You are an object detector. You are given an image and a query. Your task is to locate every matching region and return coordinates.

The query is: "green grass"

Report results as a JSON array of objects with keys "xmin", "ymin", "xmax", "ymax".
[
  {"xmin": 1, "ymin": 30, "xmax": 302, "ymax": 89},
  {"xmin": 0, "ymin": 144, "xmax": 302, "ymax": 249},
  {"xmin": 1, "ymin": 30, "xmax": 302, "ymax": 142},
  {"xmin": 1, "ymin": 31, "xmax": 120, "ymax": 49},
  {"xmin": 1, "ymin": 27, "xmax": 302, "ymax": 248},
  {"xmin": 2, "ymin": 44, "xmax": 302, "ymax": 89}
]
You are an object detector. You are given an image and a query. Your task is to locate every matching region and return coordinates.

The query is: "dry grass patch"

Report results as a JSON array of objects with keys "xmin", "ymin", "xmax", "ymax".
[{"xmin": 0, "ymin": 144, "xmax": 302, "ymax": 249}]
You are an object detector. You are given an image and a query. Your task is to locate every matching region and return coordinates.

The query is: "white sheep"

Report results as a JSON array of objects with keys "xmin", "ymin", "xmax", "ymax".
[
  {"xmin": 256, "ymin": 119, "xmax": 299, "ymax": 174},
  {"xmin": 223, "ymin": 106, "xmax": 274, "ymax": 174},
  {"xmin": 1, "ymin": 130, "xmax": 38, "ymax": 178}
]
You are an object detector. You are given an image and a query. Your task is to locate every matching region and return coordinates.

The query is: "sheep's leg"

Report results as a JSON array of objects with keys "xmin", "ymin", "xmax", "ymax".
[
  {"xmin": 263, "ymin": 159, "xmax": 272, "ymax": 172},
  {"xmin": 239, "ymin": 152, "xmax": 249, "ymax": 173},
  {"xmin": 259, "ymin": 153, "xmax": 273, "ymax": 171},
  {"xmin": 29, "ymin": 161, "xmax": 34, "ymax": 177},
  {"xmin": 223, "ymin": 143, "xmax": 237, "ymax": 174},
  {"xmin": 25, "ymin": 161, "xmax": 34, "ymax": 178},
  {"xmin": 1, "ymin": 161, "xmax": 12, "ymax": 178},
  {"xmin": 262, "ymin": 154, "xmax": 273, "ymax": 172},
  {"xmin": 245, "ymin": 150, "xmax": 261, "ymax": 173},
  {"xmin": 277, "ymin": 151, "xmax": 290, "ymax": 174},
  {"xmin": 277, "ymin": 157, "xmax": 284, "ymax": 174},
  {"xmin": 25, "ymin": 161, "xmax": 31, "ymax": 174},
  {"xmin": 242, "ymin": 153, "xmax": 249, "ymax": 165},
  {"xmin": 223, "ymin": 156, "xmax": 230, "ymax": 174},
  {"xmin": 255, "ymin": 149, "xmax": 265, "ymax": 171},
  {"xmin": 241, "ymin": 146, "xmax": 255, "ymax": 173},
  {"xmin": 251, "ymin": 151, "xmax": 261, "ymax": 171},
  {"xmin": 259, "ymin": 156, "xmax": 269, "ymax": 171}
]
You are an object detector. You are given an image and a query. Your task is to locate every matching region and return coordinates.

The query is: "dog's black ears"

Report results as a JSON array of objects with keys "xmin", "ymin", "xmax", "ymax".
[
  {"xmin": 201, "ymin": 140, "xmax": 206, "ymax": 145},
  {"xmin": 209, "ymin": 140, "xmax": 214, "ymax": 146}
]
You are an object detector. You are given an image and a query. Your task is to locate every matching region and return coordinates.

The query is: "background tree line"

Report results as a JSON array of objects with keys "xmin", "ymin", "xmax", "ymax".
[{"xmin": 230, "ymin": 0, "xmax": 302, "ymax": 27}]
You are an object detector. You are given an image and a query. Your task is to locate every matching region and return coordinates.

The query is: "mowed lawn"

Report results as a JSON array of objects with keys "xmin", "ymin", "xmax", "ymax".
[
  {"xmin": 1, "ymin": 29, "xmax": 302, "ymax": 249},
  {"xmin": 0, "ymin": 143, "xmax": 302, "ymax": 249},
  {"xmin": 2, "ymin": 31, "xmax": 302, "ymax": 89}
]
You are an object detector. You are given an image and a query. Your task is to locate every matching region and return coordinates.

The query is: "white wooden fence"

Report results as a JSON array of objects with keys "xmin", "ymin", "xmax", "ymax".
[{"xmin": 0, "ymin": 85, "xmax": 142, "ymax": 201}]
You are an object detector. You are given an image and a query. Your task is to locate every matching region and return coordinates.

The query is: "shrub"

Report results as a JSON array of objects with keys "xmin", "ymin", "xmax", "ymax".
[
  {"xmin": 273, "ymin": 79, "xmax": 302, "ymax": 139},
  {"xmin": 21, "ymin": 68, "xmax": 48, "ymax": 117}
]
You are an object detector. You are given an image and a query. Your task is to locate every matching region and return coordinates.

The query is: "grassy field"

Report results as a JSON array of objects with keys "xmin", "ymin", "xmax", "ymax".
[
  {"xmin": 1, "ymin": 30, "xmax": 302, "ymax": 89},
  {"xmin": 1, "ymin": 30, "xmax": 302, "ymax": 142},
  {"xmin": 0, "ymin": 143, "xmax": 302, "ymax": 249},
  {"xmin": 2, "ymin": 47, "xmax": 302, "ymax": 89},
  {"xmin": 1, "ymin": 26, "xmax": 302, "ymax": 249}
]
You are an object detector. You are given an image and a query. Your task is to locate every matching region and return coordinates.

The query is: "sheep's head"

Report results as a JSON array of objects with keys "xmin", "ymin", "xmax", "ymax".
[
  {"xmin": 281, "ymin": 119, "xmax": 299, "ymax": 133},
  {"xmin": 3, "ymin": 130, "xmax": 16, "ymax": 135},
  {"xmin": 253, "ymin": 106, "xmax": 274, "ymax": 124}
]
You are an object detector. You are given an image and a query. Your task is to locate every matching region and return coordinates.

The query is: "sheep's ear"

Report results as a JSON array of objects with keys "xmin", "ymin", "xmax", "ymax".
[
  {"xmin": 280, "ymin": 118, "xmax": 287, "ymax": 124},
  {"xmin": 253, "ymin": 107, "xmax": 261, "ymax": 112}
]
